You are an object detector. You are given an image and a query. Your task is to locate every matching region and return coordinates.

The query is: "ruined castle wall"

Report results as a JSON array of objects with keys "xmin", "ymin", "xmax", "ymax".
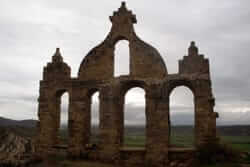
[{"xmin": 37, "ymin": 3, "xmax": 218, "ymax": 167}]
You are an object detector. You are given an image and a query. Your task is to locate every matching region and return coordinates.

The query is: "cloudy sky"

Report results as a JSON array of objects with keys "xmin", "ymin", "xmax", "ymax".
[{"xmin": 0, "ymin": 0, "xmax": 249, "ymax": 125}]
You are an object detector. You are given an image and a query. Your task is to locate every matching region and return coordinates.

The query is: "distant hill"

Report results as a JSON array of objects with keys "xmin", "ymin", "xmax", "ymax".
[
  {"xmin": 217, "ymin": 125, "xmax": 250, "ymax": 136},
  {"xmin": 0, "ymin": 117, "xmax": 249, "ymax": 137},
  {"xmin": 0, "ymin": 117, "xmax": 37, "ymax": 128}
]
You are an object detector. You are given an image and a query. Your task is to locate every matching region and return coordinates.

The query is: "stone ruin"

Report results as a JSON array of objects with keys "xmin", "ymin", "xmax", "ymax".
[{"xmin": 36, "ymin": 2, "xmax": 219, "ymax": 167}]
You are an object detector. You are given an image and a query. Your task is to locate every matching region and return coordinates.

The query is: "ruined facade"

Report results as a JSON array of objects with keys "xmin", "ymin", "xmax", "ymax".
[{"xmin": 37, "ymin": 2, "xmax": 218, "ymax": 166}]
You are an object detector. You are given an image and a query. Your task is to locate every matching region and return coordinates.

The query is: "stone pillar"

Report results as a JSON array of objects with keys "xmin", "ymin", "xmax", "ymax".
[
  {"xmin": 207, "ymin": 97, "xmax": 219, "ymax": 144},
  {"xmin": 208, "ymin": 112, "xmax": 219, "ymax": 141},
  {"xmin": 117, "ymin": 97, "xmax": 124, "ymax": 147},
  {"xmin": 47, "ymin": 96, "xmax": 61, "ymax": 147},
  {"xmin": 145, "ymin": 94, "xmax": 169, "ymax": 167},
  {"xmin": 195, "ymin": 95, "xmax": 214, "ymax": 147},
  {"xmin": 37, "ymin": 96, "xmax": 57, "ymax": 155},
  {"xmin": 98, "ymin": 92, "xmax": 121, "ymax": 162},
  {"xmin": 68, "ymin": 96, "xmax": 91, "ymax": 158},
  {"xmin": 53, "ymin": 98, "xmax": 61, "ymax": 145}
]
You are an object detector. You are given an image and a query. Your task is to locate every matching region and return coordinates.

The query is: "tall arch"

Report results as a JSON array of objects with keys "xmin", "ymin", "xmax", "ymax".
[
  {"xmin": 169, "ymin": 86, "xmax": 194, "ymax": 148},
  {"xmin": 123, "ymin": 87, "xmax": 146, "ymax": 147},
  {"xmin": 90, "ymin": 91, "xmax": 100, "ymax": 144},
  {"xmin": 78, "ymin": 3, "xmax": 167, "ymax": 80},
  {"xmin": 53, "ymin": 90, "xmax": 70, "ymax": 146},
  {"xmin": 85, "ymin": 88, "xmax": 101, "ymax": 146},
  {"xmin": 114, "ymin": 40, "xmax": 130, "ymax": 77},
  {"xmin": 118, "ymin": 80, "xmax": 148, "ymax": 148}
]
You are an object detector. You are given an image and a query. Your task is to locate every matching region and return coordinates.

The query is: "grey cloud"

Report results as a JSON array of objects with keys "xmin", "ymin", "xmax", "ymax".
[{"xmin": 0, "ymin": 95, "xmax": 37, "ymax": 103}]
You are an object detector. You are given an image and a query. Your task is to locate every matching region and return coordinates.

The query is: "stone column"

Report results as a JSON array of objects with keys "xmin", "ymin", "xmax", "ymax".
[
  {"xmin": 53, "ymin": 98, "xmax": 61, "ymax": 145},
  {"xmin": 37, "ymin": 94, "xmax": 58, "ymax": 155},
  {"xmin": 47, "ymin": 96, "xmax": 61, "ymax": 147},
  {"xmin": 193, "ymin": 79, "xmax": 219, "ymax": 147},
  {"xmin": 208, "ymin": 112, "xmax": 219, "ymax": 141},
  {"xmin": 207, "ymin": 97, "xmax": 219, "ymax": 144},
  {"xmin": 68, "ymin": 96, "xmax": 91, "ymax": 158},
  {"xmin": 145, "ymin": 93, "xmax": 169, "ymax": 167},
  {"xmin": 98, "ymin": 92, "xmax": 121, "ymax": 162},
  {"xmin": 118, "ymin": 97, "xmax": 124, "ymax": 147},
  {"xmin": 195, "ymin": 95, "xmax": 215, "ymax": 147}
]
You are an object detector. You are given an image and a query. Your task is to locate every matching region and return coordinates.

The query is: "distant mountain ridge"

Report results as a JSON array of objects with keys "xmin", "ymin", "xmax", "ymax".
[
  {"xmin": 0, "ymin": 117, "xmax": 37, "ymax": 128},
  {"xmin": 0, "ymin": 116, "xmax": 249, "ymax": 137}
]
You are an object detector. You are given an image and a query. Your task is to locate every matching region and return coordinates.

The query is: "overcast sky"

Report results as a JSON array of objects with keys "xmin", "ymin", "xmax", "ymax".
[{"xmin": 0, "ymin": 0, "xmax": 249, "ymax": 125}]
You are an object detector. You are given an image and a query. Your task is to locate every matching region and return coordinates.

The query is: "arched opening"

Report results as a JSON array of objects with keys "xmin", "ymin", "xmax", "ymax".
[
  {"xmin": 123, "ymin": 87, "xmax": 146, "ymax": 148},
  {"xmin": 58, "ymin": 92, "xmax": 69, "ymax": 146},
  {"xmin": 169, "ymin": 86, "xmax": 195, "ymax": 148},
  {"xmin": 114, "ymin": 40, "xmax": 130, "ymax": 77},
  {"xmin": 90, "ymin": 91, "xmax": 100, "ymax": 145}
]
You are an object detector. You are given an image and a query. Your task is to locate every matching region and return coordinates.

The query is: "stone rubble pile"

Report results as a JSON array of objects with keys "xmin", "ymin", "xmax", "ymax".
[{"xmin": 0, "ymin": 128, "xmax": 35, "ymax": 167}]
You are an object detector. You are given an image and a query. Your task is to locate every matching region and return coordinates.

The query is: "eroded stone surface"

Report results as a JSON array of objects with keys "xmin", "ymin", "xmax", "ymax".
[{"xmin": 0, "ymin": 128, "xmax": 36, "ymax": 167}]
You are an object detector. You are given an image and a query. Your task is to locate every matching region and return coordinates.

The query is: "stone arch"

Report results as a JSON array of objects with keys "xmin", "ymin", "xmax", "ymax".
[
  {"xmin": 123, "ymin": 87, "xmax": 146, "ymax": 147},
  {"xmin": 116, "ymin": 79, "xmax": 149, "ymax": 148},
  {"xmin": 85, "ymin": 87, "xmax": 101, "ymax": 145},
  {"xmin": 78, "ymin": 37, "xmax": 167, "ymax": 80},
  {"xmin": 165, "ymin": 79, "xmax": 198, "ymax": 146},
  {"xmin": 51, "ymin": 89, "xmax": 71, "ymax": 146},
  {"xmin": 114, "ymin": 40, "xmax": 130, "ymax": 77},
  {"xmin": 169, "ymin": 86, "xmax": 195, "ymax": 148},
  {"xmin": 120, "ymin": 79, "xmax": 148, "ymax": 97},
  {"xmin": 166, "ymin": 78, "xmax": 214, "ymax": 147},
  {"xmin": 78, "ymin": 3, "xmax": 167, "ymax": 80},
  {"xmin": 87, "ymin": 88, "xmax": 100, "ymax": 98},
  {"xmin": 167, "ymin": 79, "xmax": 195, "ymax": 97},
  {"xmin": 54, "ymin": 89, "xmax": 71, "ymax": 98}
]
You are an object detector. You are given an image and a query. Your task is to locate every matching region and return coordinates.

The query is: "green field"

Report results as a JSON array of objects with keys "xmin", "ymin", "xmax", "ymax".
[
  {"xmin": 220, "ymin": 136, "xmax": 250, "ymax": 152},
  {"xmin": 124, "ymin": 134, "xmax": 250, "ymax": 152},
  {"xmin": 124, "ymin": 134, "xmax": 194, "ymax": 147},
  {"xmin": 59, "ymin": 127, "xmax": 250, "ymax": 152},
  {"xmin": 124, "ymin": 135, "xmax": 146, "ymax": 147}
]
